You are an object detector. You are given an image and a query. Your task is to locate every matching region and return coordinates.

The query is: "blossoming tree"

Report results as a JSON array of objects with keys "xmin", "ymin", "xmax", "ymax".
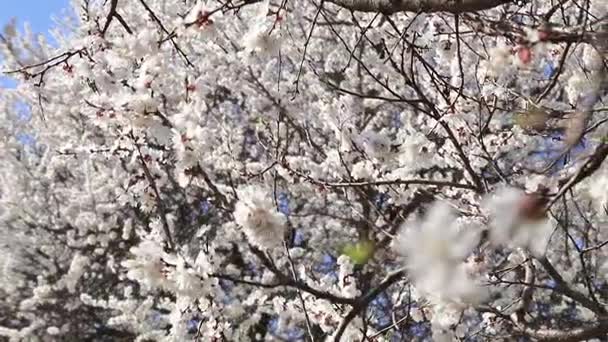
[{"xmin": 1, "ymin": 0, "xmax": 607, "ymax": 340}]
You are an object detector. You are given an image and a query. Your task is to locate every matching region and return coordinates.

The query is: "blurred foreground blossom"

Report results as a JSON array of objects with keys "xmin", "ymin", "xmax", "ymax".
[
  {"xmin": 234, "ymin": 185, "xmax": 287, "ymax": 249},
  {"xmin": 395, "ymin": 203, "xmax": 485, "ymax": 305},
  {"xmin": 484, "ymin": 187, "xmax": 553, "ymax": 256},
  {"xmin": 121, "ymin": 240, "xmax": 170, "ymax": 291}
]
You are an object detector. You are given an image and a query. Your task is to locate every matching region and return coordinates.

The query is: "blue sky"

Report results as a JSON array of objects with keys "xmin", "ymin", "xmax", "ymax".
[
  {"xmin": 1, "ymin": 1, "xmax": 70, "ymax": 87},
  {"xmin": 0, "ymin": 1, "xmax": 70, "ymax": 35}
]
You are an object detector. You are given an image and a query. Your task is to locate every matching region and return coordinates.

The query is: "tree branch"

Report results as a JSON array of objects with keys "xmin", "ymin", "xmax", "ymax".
[
  {"xmin": 333, "ymin": 269, "xmax": 405, "ymax": 341},
  {"xmin": 101, "ymin": 0, "xmax": 133, "ymax": 36},
  {"xmin": 325, "ymin": 0, "xmax": 511, "ymax": 14},
  {"xmin": 517, "ymin": 319, "xmax": 608, "ymax": 342},
  {"xmin": 537, "ymin": 256, "xmax": 606, "ymax": 315},
  {"xmin": 129, "ymin": 134, "xmax": 175, "ymax": 251},
  {"xmin": 249, "ymin": 246, "xmax": 357, "ymax": 305}
]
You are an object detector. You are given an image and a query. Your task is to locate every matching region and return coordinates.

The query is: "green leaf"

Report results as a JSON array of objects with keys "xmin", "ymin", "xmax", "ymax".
[
  {"xmin": 514, "ymin": 105, "xmax": 548, "ymax": 131},
  {"xmin": 342, "ymin": 239, "xmax": 375, "ymax": 265}
]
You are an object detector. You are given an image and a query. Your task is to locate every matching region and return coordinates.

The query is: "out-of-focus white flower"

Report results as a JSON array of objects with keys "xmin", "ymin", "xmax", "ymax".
[
  {"xmin": 63, "ymin": 254, "xmax": 89, "ymax": 293},
  {"xmin": 582, "ymin": 45, "xmax": 605, "ymax": 71},
  {"xmin": 184, "ymin": 1, "xmax": 206, "ymax": 23},
  {"xmin": 336, "ymin": 255, "xmax": 360, "ymax": 297},
  {"xmin": 397, "ymin": 203, "xmax": 478, "ymax": 268},
  {"xmin": 242, "ymin": 24, "xmax": 281, "ymax": 57},
  {"xmin": 121, "ymin": 240, "xmax": 169, "ymax": 291},
  {"xmin": 167, "ymin": 258, "xmax": 202, "ymax": 298},
  {"xmin": 128, "ymin": 94, "xmax": 159, "ymax": 115},
  {"xmin": 351, "ymin": 160, "xmax": 375, "ymax": 179},
  {"xmin": 326, "ymin": 116, "xmax": 356, "ymax": 152},
  {"xmin": 242, "ymin": 0, "xmax": 281, "ymax": 56},
  {"xmin": 397, "ymin": 130, "xmax": 433, "ymax": 170},
  {"xmin": 587, "ymin": 165, "xmax": 608, "ymax": 215},
  {"xmin": 178, "ymin": 1, "xmax": 220, "ymax": 40},
  {"xmin": 484, "ymin": 187, "xmax": 553, "ymax": 256},
  {"xmin": 430, "ymin": 303, "xmax": 461, "ymax": 342},
  {"xmin": 234, "ymin": 185, "xmax": 286, "ymax": 249},
  {"xmin": 523, "ymin": 27, "xmax": 541, "ymax": 43},
  {"xmin": 128, "ymin": 29, "xmax": 159, "ymax": 59},
  {"xmin": 2, "ymin": 18, "xmax": 17, "ymax": 38},
  {"xmin": 525, "ymin": 175, "xmax": 554, "ymax": 193},
  {"xmin": 485, "ymin": 44, "xmax": 513, "ymax": 78},
  {"xmin": 485, "ymin": 187, "xmax": 522, "ymax": 234},
  {"xmin": 565, "ymin": 71, "xmax": 595, "ymax": 105},
  {"xmin": 194, "ymin": 249, "xmax": 214, "ymax": 274},
  {"xmin": 355, "ymin": 130, "xmax": 393, "ymax": 160},
  {"xmin": 46, "ymin": 326, "xmax": 60, "ymax": 336},
  {"xmin": 395, "ymin": 202, "xmax": 484, "ymax": 305}
]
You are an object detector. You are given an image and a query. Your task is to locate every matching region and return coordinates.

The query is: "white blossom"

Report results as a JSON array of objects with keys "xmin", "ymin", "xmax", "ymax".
[
  {"xmin": 587, "ymin": 165, "xmax": 608, "ymax": 215},
  {"xmin": 121, "ymin": 240, "xmax": 170, "ymax": 291},
  {"xmin": 337, "ymin": 255, "xmax": 360, "ymax": 297},
  {"xmin": 167, "ymin": 258, "xmax": 203, "ymax": 298},
  {"xmin": 234, "ymin": 185, "xmax": 286, "ymax": 249},
  {"xmin": 395, "ymin": 202, "xmax": 484, "ymax": 305},
  {"xmin": 62, "ymin": 253, "xmax": 89, "ymax": 293},
  {"xmin": 484, "ymin": 187, "xmax": 553, "ymax": 256},
  {"xmin": 355, "ymin": 130, "xmax": 393, "ymax": 160},
  {"xmin": 46, "ymin": 326, "xmax": 60, "ymax": 335},
  {"xmin": 484, "ymin": 43, "xmax": 513, "ymax": 78},
  {"xmin": 242, "ymin": 1, "xmax": 281, "ymax": 57}
]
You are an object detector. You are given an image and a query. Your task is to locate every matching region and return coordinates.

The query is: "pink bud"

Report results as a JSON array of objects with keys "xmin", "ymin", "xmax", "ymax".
[{"xmin": 518, "ymin": 47, "xmax": 532, "ymax": 64}]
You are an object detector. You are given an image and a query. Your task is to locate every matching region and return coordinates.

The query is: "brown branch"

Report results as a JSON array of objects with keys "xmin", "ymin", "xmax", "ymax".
[
  {"xmin": 537, "ymin": 256, "xmax": 606, "ymax": 315},
  {"xmin": 210, "ymin": 273, "xmax": 283, "ymax": 289},
  {"xmin": 325, "ymin": 0, "xmax": 511, "ymax": 14},
  {"xmin": 101, "ymin": 0, "xmax": 133, "ymax": 36},
  {"xmin": 293, "ymin": 0, "xmax": 323, "ymax": 96},
  {"xmin": 535, "ymin": 43, "xmax": 572, "ymax": 103},
  {"xmin": 129, "ymin": 134, "xmax": 176, "ymax": 251},
  {"xmin": 196, "ymin": 165, "xmax": 231, "ymax": 210},
  {"xmin": 137, "ymin": 0, "xmax": 195, "ymax": 69},
  {"xmin": 517, "ymin": 319, "xmax": 608, "ymax": 342},
  {"xmin": 549, "ymin": 143, "xmax": 608, "ymax": 207},
  {"xmin": 285, "ymin": 165, "xmax": 477, "ymax": 191},
  {"xmin": 333, "ymin": 269, "xmax": 406, "ymax": 341},
  {"xmin": 249, "ymin": 246, "xmax": 357, "ymax": 305},
  {"xmin": 284, "ymin": 242, "xmax": 316, "ymax": 342},
  {"xmin": 513, "ymin": 252, "xmax": 535, "ymax": 323}
]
